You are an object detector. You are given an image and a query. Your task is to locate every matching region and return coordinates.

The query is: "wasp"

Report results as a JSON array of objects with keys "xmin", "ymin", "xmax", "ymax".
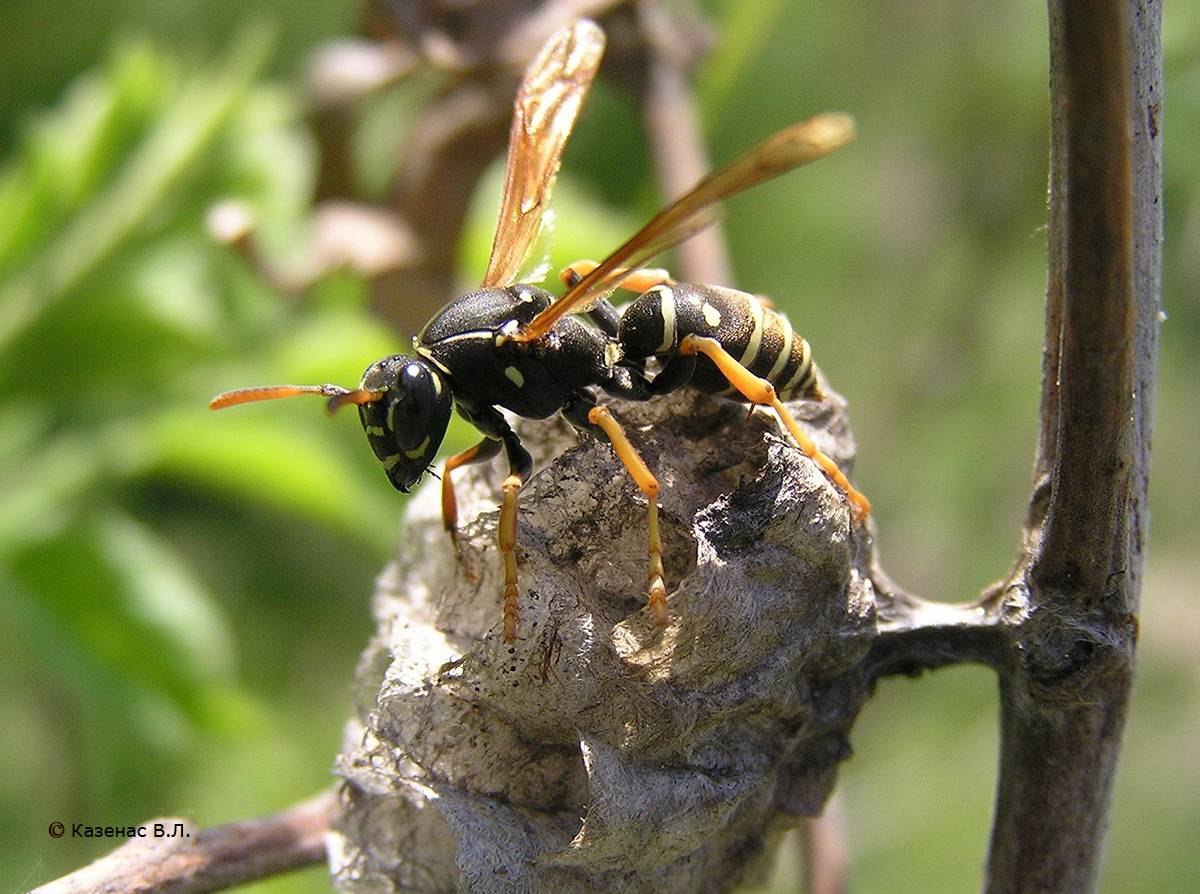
[{"xmin": 211, "ymin": 21, "xmax": 870, "ymax": 642}]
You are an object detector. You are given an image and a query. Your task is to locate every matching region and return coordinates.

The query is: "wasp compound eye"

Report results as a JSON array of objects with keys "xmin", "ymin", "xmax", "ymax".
[{"xmin": 357, "ymin": 356, "xmax": 452, "ymax": 493}]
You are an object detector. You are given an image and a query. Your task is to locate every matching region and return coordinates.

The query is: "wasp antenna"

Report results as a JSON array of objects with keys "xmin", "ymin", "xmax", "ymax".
[
  {"xmin": 325, "ymin": 388, "xmax": 385, "ymax": 415},
  {"xmin": 209, "ymin": 383, "xmax": 354, "ymax": 411}
]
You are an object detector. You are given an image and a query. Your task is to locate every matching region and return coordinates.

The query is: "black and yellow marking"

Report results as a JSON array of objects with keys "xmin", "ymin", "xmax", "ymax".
[
  {"xmin": 623, "ymin": 283, "xmax": 822, "ymax": 401},
  {"xmin": 679, "ymin": 334, "xmax": 870, "ymax": 521}
]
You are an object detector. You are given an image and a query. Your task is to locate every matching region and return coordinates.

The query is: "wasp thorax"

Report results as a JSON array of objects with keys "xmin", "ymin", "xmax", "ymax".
[{"xmin": 358, "ymin": 355, "xmax": 452, "ymax": 493}]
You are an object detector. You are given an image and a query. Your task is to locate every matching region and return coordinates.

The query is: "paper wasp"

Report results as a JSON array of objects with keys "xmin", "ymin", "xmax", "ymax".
[{"xmin": 211, "ymin": 21, "xmax": 870, "ymax": 641}]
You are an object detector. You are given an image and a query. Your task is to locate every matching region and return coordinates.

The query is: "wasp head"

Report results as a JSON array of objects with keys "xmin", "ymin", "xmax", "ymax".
[
  {"xmin": 210, "ymin": 356, "xmax": 452, "ymax": 493},
  {"xmin": 353, "ymin": 355, "xmax": 453, "ymax": 493}
]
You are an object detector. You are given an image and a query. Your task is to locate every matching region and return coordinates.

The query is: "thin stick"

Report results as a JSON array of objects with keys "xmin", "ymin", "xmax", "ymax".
[
  {"xmin": 636, "ymin": 3, "xmax": 733, "ymax": 286},
  {"xmin": 1035, "ymin": 0, "xmax": 1138, "ymax": 602},
  {"xmin": 982, "ymin": 2, "xmax": 1160, "ymax": 892},
  {"xmin": 801, "ymin": 794, "xmax": 850, "ymax": 894},
  {"xmin": 31, "ymin": 790, "xmax": 336, "ymax": 894}
]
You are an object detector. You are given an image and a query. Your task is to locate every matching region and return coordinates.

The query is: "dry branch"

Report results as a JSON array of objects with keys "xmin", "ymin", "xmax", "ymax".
[
  {"xmin": 30, "ymin": 792, "xmax": 334, "ymax": 894},
  {"xmin": 979, "ymin": 3, "xmax": 1161, "ymax": 892}
]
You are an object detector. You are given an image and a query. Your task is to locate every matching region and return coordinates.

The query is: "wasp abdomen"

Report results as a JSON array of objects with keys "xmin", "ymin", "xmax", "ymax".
[{"xmin": 619, "ymin": 283, "xmax": 819, "ymax": 400}]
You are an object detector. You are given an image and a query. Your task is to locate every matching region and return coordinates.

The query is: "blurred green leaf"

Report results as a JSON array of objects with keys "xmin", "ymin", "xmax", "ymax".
[
  {"xmin": 9, "ymin": 513, "xmax": 245, "ymax": 729},
  {"xmin": 148, "ymin": 408, "xmax": 396, "ymax": 554},
  {"xmin": 96, "ymin": 513, "xmax": 236, "ymax": 681},
  {"xmin": 0, "ymin": 406, "xmax": 105, "ymax": 555},
  {"xmin": 699, "ymin": 0, "xmax": 789, "ymax": 124},
  {"xmin": 0, "ymin": 46, "xmax": 169, "ymax": 272},
  {"xmin": 267, "ymin": 305, "xmax": 399, "ymax": 385},
  {"xmin": 0, "ymin": 27, "xmax": 273, "ymax": 351}
]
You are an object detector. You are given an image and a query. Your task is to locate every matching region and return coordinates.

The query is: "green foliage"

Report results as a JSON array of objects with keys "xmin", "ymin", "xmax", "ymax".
[
  {"xmin": 0, "ymin": 25, "xmax": 391, "ymax": 893},
  {"xmin": 2, "ymin": 3, "xmax": 1196, "ymax": 893}
]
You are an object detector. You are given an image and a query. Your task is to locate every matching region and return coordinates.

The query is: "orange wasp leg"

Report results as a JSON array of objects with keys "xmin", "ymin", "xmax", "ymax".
[
  {"xmin": 440, "ymin": 438, "xmax": 503, "ymax": 584},
  {"xmin": 559, "ymin": 260, "xmax": 674, "ymax": 293},
  {"xmin": 441, "ymin": 438, "xmax": 503, "ymax": 538},
  {"xmin": 679, "ymin": 334, "xmax": 871, "ymax": 523},
  {"xmin": 587, "ymin": 405, "xmax": 669, "ymax": 626},
  {"xmin": 498, "ymin": 472, "xmax": 524, "ymax": 642}
]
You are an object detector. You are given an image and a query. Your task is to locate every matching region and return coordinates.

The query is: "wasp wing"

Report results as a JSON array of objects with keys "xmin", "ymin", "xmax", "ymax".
[
  {"xmin": 480, "ymin": 20, "xmax": 605, "ymax": 289},
  {"xmin": 514, "ymin": 113, "xmax": 856, "ymax": 341}
]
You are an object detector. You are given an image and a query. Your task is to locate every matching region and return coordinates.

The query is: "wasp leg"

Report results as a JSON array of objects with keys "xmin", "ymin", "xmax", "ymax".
[
  {"xmin": 496, "ymin": 429, "xmax": 534, "ymax": 642},
  {"xmin": 679, "ymin": 334, "xmax": 871, "ymax": 522},
  {"xmin": 560, "ymin": 259, "xmax": 675, "ymax": 292},
  {"xmin": 564, "ymin": 392, "xmax": 668, "ymax": 626},
  {"xmin": 441, "ymin": 436, "xmax": 501, "ymax": 576},
  {"xmin": 453, "ymin": 407, "xmax": 535, "ymax": 641},
  {"xmin": 644, "ymin": 351, "xmax": 698, "ymax": 396},
  {"xmin": 499, "ymin": 472, "xmax": 521, "ymax": 641},
  {"xmin": 442, "ymin": 437, "xmax": 504, "ymax": 571}
]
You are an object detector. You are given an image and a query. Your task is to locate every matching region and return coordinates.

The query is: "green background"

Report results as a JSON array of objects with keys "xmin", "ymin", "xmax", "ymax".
[{"xmin": 2, "ymin": 2, "xmax": 1195, "ymax": 892}]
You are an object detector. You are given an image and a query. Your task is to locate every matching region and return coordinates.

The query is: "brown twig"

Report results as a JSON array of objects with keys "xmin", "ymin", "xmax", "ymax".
[
  {"xmin": 308, "ymin": 38, "xmax": 419, "ymax": 202},
  {"xmin": 1035, "ymin": 0, "xmax": 1138, "ymax": 601},
  {"xmin": 31, "ymin": 791, "xmax": 335, "ymax": 894},
  {"xmin": 800, "ymin": 792, "xmax": 850, "ymax": 894},
  {"xmin": 632, "ymin": 1, "xmax": 732, "ymax": 285},
  {"xmin": 980, "ymin": 3, "xmax": 1159, "ymax": 892},
  {"xmin": 853, "ymin": 4, "xmax": 1159, "ymax": 891},
  {"xmin": 371, "ymin": 76, "xmax": 516, "ymax": 334}
]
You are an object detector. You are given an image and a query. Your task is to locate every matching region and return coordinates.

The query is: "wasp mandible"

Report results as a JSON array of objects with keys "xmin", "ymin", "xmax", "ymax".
[{"xmin": 211, "ymin": 20, "xmax": 870, "ymax": 641}]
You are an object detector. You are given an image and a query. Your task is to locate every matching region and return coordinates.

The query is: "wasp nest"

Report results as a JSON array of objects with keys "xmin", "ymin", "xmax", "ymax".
[{"xmin": 329, "ymin": 384, "xmax": 878, "ymax": 893}]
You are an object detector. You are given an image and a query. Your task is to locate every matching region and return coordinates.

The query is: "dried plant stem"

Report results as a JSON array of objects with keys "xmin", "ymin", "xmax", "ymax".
[
  {"xmin": 981, "ymin": 3, "xmax": 1159, "ymax": 892},
  {"xmin": 30, "ymin": 791, "xmax": 334, "ymax": 894},
  {"xmin": 634, "ymin": 2, "xmax": 732, "ymax": 285}
]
